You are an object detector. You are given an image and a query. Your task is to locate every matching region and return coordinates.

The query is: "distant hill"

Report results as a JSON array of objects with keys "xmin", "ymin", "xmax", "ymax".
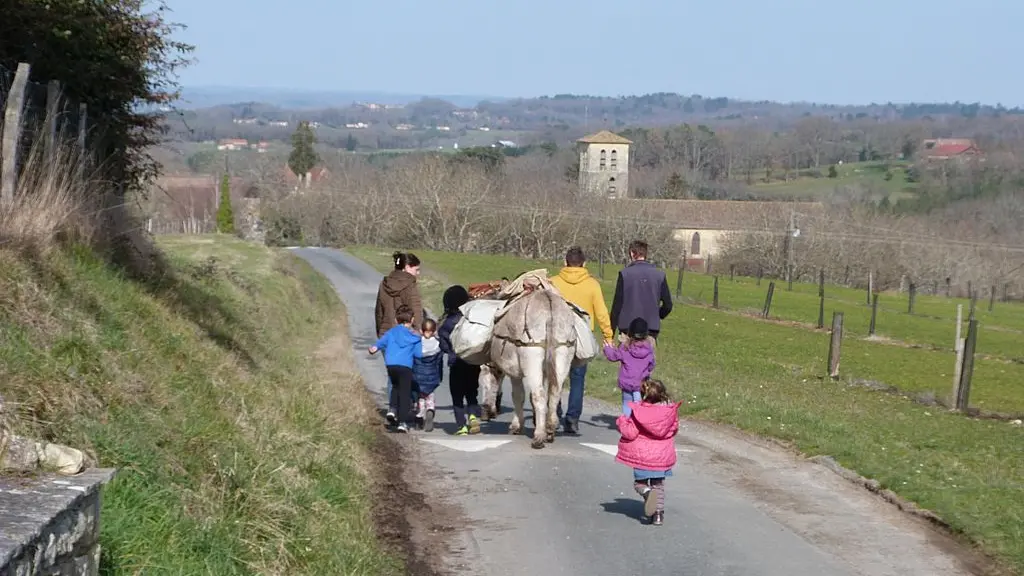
[{"xmin": 176, "ymin": 86, "xmax": 508, "ymax": 110}]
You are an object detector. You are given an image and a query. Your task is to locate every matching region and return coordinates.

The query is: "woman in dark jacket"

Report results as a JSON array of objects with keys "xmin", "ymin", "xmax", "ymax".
[
  {"xmin": 375, "ymin": 251, "xmax": 424, "ymax": 339},
  {"xmin": 375, "ymin": 251, "xmax": 424, "ymax": 417}
]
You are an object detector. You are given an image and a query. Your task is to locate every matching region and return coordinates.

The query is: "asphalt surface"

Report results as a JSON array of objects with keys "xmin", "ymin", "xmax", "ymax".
[{"xmin": 293, "ymin": 247, "xmax": 978, "ymax": 576}]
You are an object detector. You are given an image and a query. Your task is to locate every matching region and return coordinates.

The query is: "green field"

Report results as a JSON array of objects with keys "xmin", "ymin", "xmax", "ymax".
[
  {"xmin": 745, "ymin": 161, "xmax": 919, "ymax": 202},
  {"xmin": 1, "ymin": 237, "xmax": 403, "ymax": 575},
  {"xmin": 348, "ymin": 245, "xmax": 1024, "ymax": 574}
]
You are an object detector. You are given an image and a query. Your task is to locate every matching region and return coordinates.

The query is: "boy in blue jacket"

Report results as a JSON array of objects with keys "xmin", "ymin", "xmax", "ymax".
[
  {"xmin": 368, "ymin": 304, "xmax": 423, "ymax": 433},
  {"xmin": 413, "ymin": 318, "xmax": 444, "ymax": 432}
]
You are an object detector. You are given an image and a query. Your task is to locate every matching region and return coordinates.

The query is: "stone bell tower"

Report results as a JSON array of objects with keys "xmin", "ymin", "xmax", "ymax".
[{"xmin": 576, "ymin": 130, "xmax": 632, "ymax": 199}]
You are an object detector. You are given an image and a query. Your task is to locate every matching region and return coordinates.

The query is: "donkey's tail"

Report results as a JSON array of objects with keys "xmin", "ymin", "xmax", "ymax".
[{"xmin": 542, "ymin": 290, "xmax": 561, "ymax": 399}]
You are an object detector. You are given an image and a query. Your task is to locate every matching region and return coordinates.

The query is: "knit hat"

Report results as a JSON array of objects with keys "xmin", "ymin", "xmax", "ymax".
[
  {"xmin": 442, "ymin": 285, "xmax": 471, "ymax": 313},
  {"xmin": 628, "ymin": 317, "xmax": 649, "ymax": 340}
]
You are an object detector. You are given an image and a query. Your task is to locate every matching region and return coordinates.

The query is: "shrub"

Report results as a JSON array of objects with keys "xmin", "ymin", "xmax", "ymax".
[{"xmin": 216, "ymin": 174, "xmax": 235, "ymax": 234}]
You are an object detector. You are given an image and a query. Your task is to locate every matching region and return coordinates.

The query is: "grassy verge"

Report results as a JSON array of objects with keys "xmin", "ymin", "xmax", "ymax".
[
  {"xmin": 1, "ymin": 235, "xmax": 401, "ymax": 575},
  {"xmin": 348, "ymin": 245, "xmax": 1024, "ymax": 574}
]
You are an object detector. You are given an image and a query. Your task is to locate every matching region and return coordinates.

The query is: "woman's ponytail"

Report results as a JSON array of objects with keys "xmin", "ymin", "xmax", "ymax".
[{"xmin": 393, "ymin": 251, "xmax": 421, "ymax": 270}]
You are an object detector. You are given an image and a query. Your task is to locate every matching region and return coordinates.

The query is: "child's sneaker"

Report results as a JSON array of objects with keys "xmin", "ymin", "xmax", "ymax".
[
  {"xmin": 385, "ymin": 411, "xmax": 397, "ymax": 426},
  {"xmin": 396, "ymin": 423, "xmax": 409, "ymax": 433},
  {"xmin": 423, "ymin": 409, "xmax": 435, "ymax": 432},
  {"xmin": 455, "ymin": 425, "xmax": 469, "ymax": 436},
  {"xmin": 467, "ymin": 415, "xmax": 481, "ymax": 434},
  {"xmin": 651, "ymin": 511, "xmax": 664, "ymax": 526}
]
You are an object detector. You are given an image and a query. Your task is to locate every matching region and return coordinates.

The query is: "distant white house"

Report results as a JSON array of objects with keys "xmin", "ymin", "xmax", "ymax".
[{"xmin": 493, "ymin": 140, "xmax": 517, "ymax": 148}]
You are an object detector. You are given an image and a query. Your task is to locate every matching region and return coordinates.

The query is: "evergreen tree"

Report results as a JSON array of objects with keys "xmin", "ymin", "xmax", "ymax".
[
  {"xmin": 216, "ymin": 174, "xmax": 235, "ymax": 234},
  {"xmin": 828, "ymin": 164, "xmax": 838, "ymax": 178},
  {"xmin": 288, "ymin": 121, "xmax": 320, "ymax": 184},
  {"xmin": 664, "ymin": 171, "xmax": 688, "ymax": 198}
]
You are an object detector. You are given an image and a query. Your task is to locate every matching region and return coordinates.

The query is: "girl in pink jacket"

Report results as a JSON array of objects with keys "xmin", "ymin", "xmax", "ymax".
[{"xmin": 615, "ymin": 379, "xmax": 682, "ymax": 526}]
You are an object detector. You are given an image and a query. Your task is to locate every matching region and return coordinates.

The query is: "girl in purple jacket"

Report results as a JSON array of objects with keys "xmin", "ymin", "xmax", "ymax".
[{"xmin": 603, "ymin": 317, "xmax": 656, "ymax": 416}]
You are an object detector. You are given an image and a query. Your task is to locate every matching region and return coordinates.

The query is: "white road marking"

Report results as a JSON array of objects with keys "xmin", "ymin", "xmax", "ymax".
[
  {"xmin": 420, "ymin": 438, "xmax": 513, "ymax": 452},
  {"xmin": 579, "ymin": 443, "xmax": 617, "ymax": 456},
  {"xmin": 579, "ymin": 443, "xmax": 695, "ymax": 457}
]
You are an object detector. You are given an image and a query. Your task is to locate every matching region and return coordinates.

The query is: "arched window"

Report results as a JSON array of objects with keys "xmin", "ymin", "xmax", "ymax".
[
  {"xmin": 691, "ymin": 232, "xmax": 701, "ymax": 255},
  {"xmin": 599, "ymin": 149, "xmax": 607, "ymax": 170},
  {"xmin": 610, "ymin": 149, "xmax": 617, "ymax": 170}
]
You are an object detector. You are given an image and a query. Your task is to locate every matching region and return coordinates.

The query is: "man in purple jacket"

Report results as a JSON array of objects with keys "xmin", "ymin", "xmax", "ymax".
[{"xmin": 610, "ymin": 240, "xmax": 674, "ymax": 342}]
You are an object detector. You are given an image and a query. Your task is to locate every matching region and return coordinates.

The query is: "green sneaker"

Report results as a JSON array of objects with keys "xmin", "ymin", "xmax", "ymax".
[
  {"xmin": 468, "ymin": 415, "xmax": 481, "ymax": 434},
  {"xmin": 455, "ymin": 426, "xmax": 469, "ymax": 436}
]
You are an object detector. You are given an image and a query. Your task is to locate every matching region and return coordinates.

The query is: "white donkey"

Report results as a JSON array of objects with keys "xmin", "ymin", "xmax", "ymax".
[{"xmin": 481, "ymin": 288, "xmax": 578, "ymax": 449}]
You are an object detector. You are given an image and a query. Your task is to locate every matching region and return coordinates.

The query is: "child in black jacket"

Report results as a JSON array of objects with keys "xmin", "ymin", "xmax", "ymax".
[{"xmin": 437, "ymin": 285, "xmax": 482, "ymax": 435}]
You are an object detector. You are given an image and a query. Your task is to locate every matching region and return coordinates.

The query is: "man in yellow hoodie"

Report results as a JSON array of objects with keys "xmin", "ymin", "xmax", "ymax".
[{"xmin": 551, "ymin": 246, "xmax": 613, "ymax": 435}]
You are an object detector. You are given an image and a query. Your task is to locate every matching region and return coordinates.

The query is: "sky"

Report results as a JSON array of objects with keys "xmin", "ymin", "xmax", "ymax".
[{"xmin": 166, "ymin": 0, "xmax": 1021, "ymax": 106}]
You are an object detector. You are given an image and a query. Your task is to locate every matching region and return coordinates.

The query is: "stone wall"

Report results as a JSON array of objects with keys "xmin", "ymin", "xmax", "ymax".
[{"xmin": 0, "ymin": 469, "xmax": 116, "ymax": 576}]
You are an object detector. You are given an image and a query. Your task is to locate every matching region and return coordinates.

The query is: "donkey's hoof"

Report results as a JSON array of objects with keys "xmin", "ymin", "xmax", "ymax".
[
  {"xmin": 531, "ymin": 439, "xmax": 546, "ymax": 449},
  {"xmin": 509, "ymin": 426, "xmax": 522, "ymax": 435},
  {"xmin": 545, "ymin": 432, "xmax": 555, "ymax": 443}
]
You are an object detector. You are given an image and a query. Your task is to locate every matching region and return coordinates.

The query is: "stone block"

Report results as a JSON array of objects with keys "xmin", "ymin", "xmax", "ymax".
[{"xmin": 0, "ymin": 469, "xmax": 114, "ymax": 576}]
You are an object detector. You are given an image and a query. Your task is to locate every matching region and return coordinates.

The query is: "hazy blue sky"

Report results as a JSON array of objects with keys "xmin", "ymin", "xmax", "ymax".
[{"xmin": 167, "ymin": 0, "xmax": 1018, "ymax": 105}]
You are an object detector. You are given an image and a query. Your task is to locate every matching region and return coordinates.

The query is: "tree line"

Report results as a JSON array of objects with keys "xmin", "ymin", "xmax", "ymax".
[{"xmin": 250, "ymin": 144, "xmax": 1024, "ymax": 297}]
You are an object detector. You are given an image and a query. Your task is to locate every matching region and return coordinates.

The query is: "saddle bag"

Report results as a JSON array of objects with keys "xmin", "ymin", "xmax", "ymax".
[
  {"xmin": 450, "ymin": 299, "xmax": 506, "ymax": 365},
  {"xmin": 566, "ymin": 303, "xmax": 598, "ymax": 366}
]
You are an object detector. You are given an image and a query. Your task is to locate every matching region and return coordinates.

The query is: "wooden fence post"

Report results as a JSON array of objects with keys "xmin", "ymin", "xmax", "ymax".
[
  {"xmin": 967, "ymin": 281, "xmax": 973, "ymax": 301},
  {"xmin": 787, "ymin": 265, "xmax": 794, "ymax": 292},
  {"xmin": 675, "ymin": 261, "xmax": 684, "ymax": 299},
  {"xmin": 1003, "ymin": 283, "xmax": 1010, "ymax": 303},
  {"xmin": 867, "ymin": 271, "xmax": 873, "ymax": 305},
  {"xmin": 869, "ymin": 293, "xmax": 879, "ymax": 335},
  {"xmin": 952, "ymin": 304, "xmax": 963, "ymax": 402},
  {"xmin": 817, "ymin": 269, "xmax": 825, "ymax": 329},
  {"xmin": 762, "ymin": 281, "xmax": 775, "ymax": 318},
  {"xmin": 713, "ymin": 276, "xmax": 719, "ymax": 308},
  {"xmin": 757, "ymin": 266, "xmax": 763, "ymax": 286},
  {"xmin": 827, "ymin": 311, "xmax": 844, "ymax": 379},
  {"xmin": 969, "ymin": 290, "xmax": 977, "ymax": 322},
  {"xmin": 729, "ymin": 265, "xmax": 735, "ymax": 282},
  {"xmin": 988, "ymin": 285, "xmax": 996, "ymax": 312},
  {"xmin": 706, "ymin": 254, "xmax": 713, "ymax": 275},
  {"xmin": 76, "ymin": 103, "xmax": 88, "ymax": 178},
  {"xmin": 1, "ymin": 62, "xmax": 31, "ymax": 202},
  {"xmin": 908, "ymin": 282, "xmax": 916, "ymax": 314},
  {"xmin": 45, "ymin": 80, "xmax": 62, "ymax": 165},
  {"xmin": 954, "ymin": 318, "xmax": 979, "ymax": 412},
  {"xmin": 945, "ymin": 277, "xmax": 951, "ymax": 298},
  {"xmin": 844, "ymin": 265, "xmax": 850, "ymax": 286}
]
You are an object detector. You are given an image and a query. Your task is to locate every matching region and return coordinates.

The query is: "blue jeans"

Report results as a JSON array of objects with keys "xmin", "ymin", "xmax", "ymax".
[
  {"xmin": 622, "ymin": 390, "xmax": 642, "ymax": 416},
  {"xmin": 556, "ymin": 364, "xmax": 588, "ymax": 422}
]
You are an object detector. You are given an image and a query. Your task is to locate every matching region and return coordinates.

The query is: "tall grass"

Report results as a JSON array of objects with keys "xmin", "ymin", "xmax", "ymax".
[
  {"xmin": 0, "ymin": 123, "xmax": 97, "ymax": 253},
  {"xmin": 0, "ymin": 112, "xmax": 404, "ymax": 572}
]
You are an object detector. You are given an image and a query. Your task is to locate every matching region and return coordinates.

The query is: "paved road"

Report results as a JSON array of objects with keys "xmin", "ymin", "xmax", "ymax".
[{"xmin": 293, "ymin": 247, "xmax": 978, "ymax": 576}]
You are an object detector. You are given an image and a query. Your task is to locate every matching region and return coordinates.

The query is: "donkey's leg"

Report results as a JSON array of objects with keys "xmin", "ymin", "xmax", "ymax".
[
  {"xmin": 548, "ymin": 348, "xmax": 574, "ymax": 442},
  {"xmin": 508, "ymin": 378, "xmax": 526, "ymax": 435},
  {"xmin": 521, "ymin": 355, "xmax": 548, "ymax": 449},
  {"xmin": 479, "ymin": 365, "xmax": 499, "ymax": 421},
  {"xmin": 529, "ymin": 383, "xmax": 548, "ymax": 449}
]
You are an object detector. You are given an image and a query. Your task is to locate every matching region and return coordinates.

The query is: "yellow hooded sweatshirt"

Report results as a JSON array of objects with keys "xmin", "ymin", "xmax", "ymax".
[{"xmin": 550, "ymin": 267, "xmax": 613, "ymax": 341}]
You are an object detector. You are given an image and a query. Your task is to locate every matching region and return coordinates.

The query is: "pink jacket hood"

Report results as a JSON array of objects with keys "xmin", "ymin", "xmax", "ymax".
[{"xmin": 616, "ymin": 401, "xmax": 682, "ymax": 471}]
